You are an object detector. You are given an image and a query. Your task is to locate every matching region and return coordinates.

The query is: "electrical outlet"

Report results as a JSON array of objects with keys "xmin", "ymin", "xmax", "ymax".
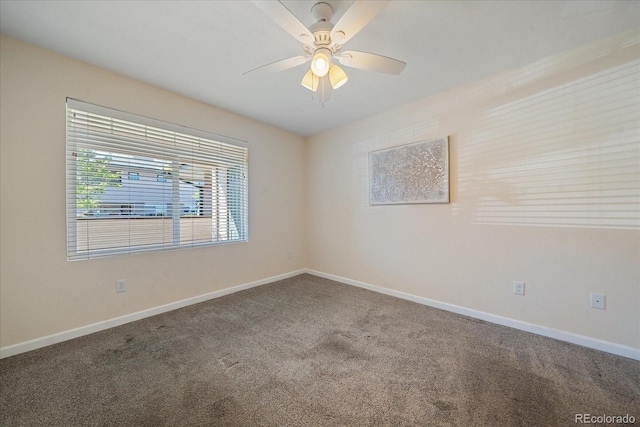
[
  {"xmin": 590, "ymin": 293, "xmax": 605, "ymax": 310},
  {"xmin": 116, "ymin": 279, "xmax": 127, "ymax": 293},
  {"xmin": 513, "ymin": 281, "xmax": 525, "ymax": 296},
  {"xmin": 288, "ymin": 250, "xmax": 292, "ymax": 259}
]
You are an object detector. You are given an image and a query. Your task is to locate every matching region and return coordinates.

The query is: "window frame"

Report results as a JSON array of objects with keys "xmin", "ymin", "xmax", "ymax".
[{"xmin": 66, "ymin": 98, "xmax": 249, "ymax": 261}]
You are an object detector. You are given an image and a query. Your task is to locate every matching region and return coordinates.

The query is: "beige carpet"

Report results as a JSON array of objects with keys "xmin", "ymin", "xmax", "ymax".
[{"xmin": 1, "ymin": 274, "xmax": 638, "ymax": 426}]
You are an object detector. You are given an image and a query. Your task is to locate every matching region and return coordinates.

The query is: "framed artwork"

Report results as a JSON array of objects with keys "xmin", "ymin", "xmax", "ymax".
[{"xmin": 369, "ymin": 137, "xmax": 449, "ymax": 205}]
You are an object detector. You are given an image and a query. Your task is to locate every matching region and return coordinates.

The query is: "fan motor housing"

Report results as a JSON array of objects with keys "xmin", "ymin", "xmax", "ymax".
[
  {"xmin": 310, "ymin": 2, "xmax": 334, "ymax": 46},
  {"xmin": 310, "ymin": 26, "xmax": 332, "ymax": 46}
]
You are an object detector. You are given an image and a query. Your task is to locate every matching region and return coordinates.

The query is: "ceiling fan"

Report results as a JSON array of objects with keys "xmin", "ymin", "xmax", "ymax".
[{"xmin": 245, "ymin": 0, "xmax": 406, "ymax": 103}]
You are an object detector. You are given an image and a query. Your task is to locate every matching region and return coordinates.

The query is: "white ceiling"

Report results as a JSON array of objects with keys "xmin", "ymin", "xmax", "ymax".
[{"xmin": 1, "ymin": 1, "xmax": 638, "ymax": 137}]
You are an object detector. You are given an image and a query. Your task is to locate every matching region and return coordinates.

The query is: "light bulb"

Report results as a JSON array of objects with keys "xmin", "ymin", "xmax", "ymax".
[
  {"xmin": 310, "ymin": 49, "xmax": 331, "ymax": 77},
  {"xmin": 315, "ymin": 57, "xmax": 326, "ymax": 71}
]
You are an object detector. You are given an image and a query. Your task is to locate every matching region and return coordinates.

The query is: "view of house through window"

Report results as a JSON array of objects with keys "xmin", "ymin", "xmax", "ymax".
[{"xmin": 67, "ymin": 99, "xmax": 248, "ymax": 260}]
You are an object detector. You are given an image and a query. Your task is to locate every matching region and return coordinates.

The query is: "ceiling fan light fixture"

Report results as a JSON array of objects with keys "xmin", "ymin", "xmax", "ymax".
[
  {"xmin": 310, "ymin": 48, "xmax": 331, "ymax": 77},
  {"xmin": 248, "ymin": 1, "xmax": 406, "ymax": 104},
  {"xmin": 301, "ymin": 69, "xmax": 319, "ymax": 91},
  {"xmin": 328, "ymin": 65, "xmax": 348, "ymax": 89}
]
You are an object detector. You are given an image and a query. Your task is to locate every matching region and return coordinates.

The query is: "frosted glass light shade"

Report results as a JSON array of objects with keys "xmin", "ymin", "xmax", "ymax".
[
  {"xmin": 328, "ymin": 65, "xmax": 348, "ymax": 89},
  {"xmin": 301, "ymin": 69, "xmax": 319, "ymax": 91},
  {"xmin": 311, "ymin": 51, "xmax": 330, "ymax": 77}
]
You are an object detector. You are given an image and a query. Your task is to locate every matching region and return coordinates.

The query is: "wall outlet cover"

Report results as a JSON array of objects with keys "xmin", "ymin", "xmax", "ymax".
[{"xmin": 590, "ymin": 293, "xmax": 605, "ymax": 309}]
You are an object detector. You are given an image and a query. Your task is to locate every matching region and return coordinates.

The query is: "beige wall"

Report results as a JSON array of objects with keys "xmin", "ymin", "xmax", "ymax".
[
  {"xmin": 0, "ymin": 35, "xmax": 307, "ymax": 348},
  {"xmin": 2, "ymin": 30, "xmax": 639, "ymax": 354},
  {"xmin": 306, "ymin": 30, "xmax": 640, "ymax": 350}
]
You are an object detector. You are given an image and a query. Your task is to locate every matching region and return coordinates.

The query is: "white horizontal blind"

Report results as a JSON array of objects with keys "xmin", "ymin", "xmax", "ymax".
[{"xmin": 66, "ymin": 99, "xmax": 248, "ymax": 260}]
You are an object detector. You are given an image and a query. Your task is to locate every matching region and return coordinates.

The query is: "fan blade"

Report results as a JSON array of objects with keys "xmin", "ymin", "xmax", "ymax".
[
  {"xmin": 252, "ymin": 0, "xmax": 314, "ymax": 45},
  {"xmin": 331, "ymin": 0, "xmax": 389, "ymax": 45},
  {"xmin": 336, "ymin": 51, "xmax": 406, "ymax": 74},
  {"xmin": 243, "ymin": 56, "xmax": 310, "ymax": 79}
]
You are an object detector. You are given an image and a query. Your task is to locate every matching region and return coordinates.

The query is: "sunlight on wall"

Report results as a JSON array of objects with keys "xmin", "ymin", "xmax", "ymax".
[
  {"xmin": 346, "ymin": 30, "xmax": 639, "ymax": 230},
  {"xmin": 457, "ymin": 59, "xmax": 639, "ymax": 229}
]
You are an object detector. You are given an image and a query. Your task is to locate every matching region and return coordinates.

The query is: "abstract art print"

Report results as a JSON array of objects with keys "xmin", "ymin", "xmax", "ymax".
[{"xmin": 369, "ymin": 137, "xmax": 449, "ymax": 205}]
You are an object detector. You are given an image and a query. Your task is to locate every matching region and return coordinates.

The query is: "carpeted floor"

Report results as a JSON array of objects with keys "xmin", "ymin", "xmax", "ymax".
[{"xmin": 1, "ymin": 273, "xmax": 638, "ymax": 426}]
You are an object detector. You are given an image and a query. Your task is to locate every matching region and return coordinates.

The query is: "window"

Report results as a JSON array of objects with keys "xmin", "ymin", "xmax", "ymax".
[{"xmin": 66, "ymin": 99, "xmax": 248, "ymax": 260}]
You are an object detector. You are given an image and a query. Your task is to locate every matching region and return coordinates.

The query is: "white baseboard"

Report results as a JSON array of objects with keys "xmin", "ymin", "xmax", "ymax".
[
  {"xmin": 304, "ymin": 269, "xmax": 640, "ymax": 361},
  {"xmin": 0, "ymin": 270, "xmax": 306, "ymax": 359},
  {"xmin": 3, "ymin": 268, "xmax": 638, "ymax": 361}
]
